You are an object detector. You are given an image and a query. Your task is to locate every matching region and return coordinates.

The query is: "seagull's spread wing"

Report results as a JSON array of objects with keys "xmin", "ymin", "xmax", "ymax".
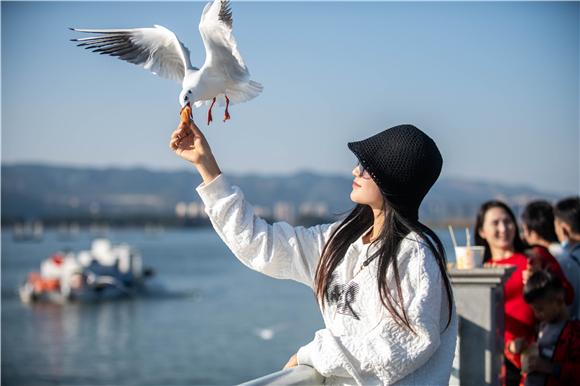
[
  {"xmin": 198, "ymin": 0, "xmax": 248, "ymax": 84},
  {"xmin": 71, "ymin": 25, "xmax": 195, "ymax": 85},
  {"xmin": 195, "ymin": 0, "xmax": 263, "ymax": 107}
]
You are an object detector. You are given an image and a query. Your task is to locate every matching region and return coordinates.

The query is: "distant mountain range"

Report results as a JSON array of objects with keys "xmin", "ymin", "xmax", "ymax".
[{"xmin": 1, "ymin": 164, "xmax": 563, "ymax": 225}]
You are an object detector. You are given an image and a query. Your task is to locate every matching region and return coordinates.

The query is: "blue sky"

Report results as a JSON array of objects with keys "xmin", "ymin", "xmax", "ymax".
[{"xmin": 2, "ymin": 1, "xmax": 578, "ymax": 196}]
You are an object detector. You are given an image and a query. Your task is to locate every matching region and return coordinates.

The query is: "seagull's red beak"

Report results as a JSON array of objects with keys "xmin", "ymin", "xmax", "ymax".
[{"xmin": 180, "ymin": 102, "xmax": 191, "ymax": 114}]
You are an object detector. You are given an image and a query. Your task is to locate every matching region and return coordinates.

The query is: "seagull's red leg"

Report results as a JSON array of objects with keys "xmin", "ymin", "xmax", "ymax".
[
  {"xmin": 223, "ymin": 95, "xmax": 231, "ymax": 122},
  {"xmin": 207, "ymin": 98, "xmax": 216, "ymax": 125}
]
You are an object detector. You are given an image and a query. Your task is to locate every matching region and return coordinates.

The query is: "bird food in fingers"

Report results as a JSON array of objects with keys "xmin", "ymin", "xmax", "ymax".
[{"xmin": 180, "ymin": 105, "xmax": 192, "ymax": 126}]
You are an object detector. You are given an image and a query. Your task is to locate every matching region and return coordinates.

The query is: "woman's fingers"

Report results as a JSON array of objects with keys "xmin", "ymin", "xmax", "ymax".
[
  {"xmin": 282, "ymin": 353, "xmax": 298, "ymax": 370},
  {"xmin": 170, "ymin": 137, "xmax": 180, "ymax": 150},
  {"xmin": 188, "ymin": 120, "xmax": 204, "ymax": 138},
  {"xmin": 171, "ymin": 126, "xmax": 188, "ymax": 140},
  {"xmin": 169, "ymin": 119, "xmax": 209, "ymax": 165},
  {"xmin": 180, "ymin": 121, "xmax": 193, "ymax": 134}
]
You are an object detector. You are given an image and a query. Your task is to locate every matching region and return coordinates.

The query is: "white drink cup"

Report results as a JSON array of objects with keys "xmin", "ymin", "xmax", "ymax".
[{"xmin": 454, "ymin": 246, "xmax": 485, "ymax": 269}]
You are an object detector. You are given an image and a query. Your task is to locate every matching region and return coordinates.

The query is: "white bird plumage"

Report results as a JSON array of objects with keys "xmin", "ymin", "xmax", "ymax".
[{"xmin": 71, "ymin": 0, "xmax": 263, "ymax": 124}]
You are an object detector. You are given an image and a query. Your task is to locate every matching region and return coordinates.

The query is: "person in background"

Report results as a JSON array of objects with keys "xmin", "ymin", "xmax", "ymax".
[
  {"xmin": 511, "ymin": 271, "xmax": 580, "ymax": 386},
  {"xmin": 522, "ymin": 201, "xmax": 566, "ymax": 259},
  {"xmin": 521, "ymin": 201, "xmax": 574, "ymax": 305},
  {"xmin": 475, "ymin": 200, "xmax": 536, "ymax": 386},
  {"xmin": 553, "ymin": 197, "xmax": 580, "ymax": 320}
]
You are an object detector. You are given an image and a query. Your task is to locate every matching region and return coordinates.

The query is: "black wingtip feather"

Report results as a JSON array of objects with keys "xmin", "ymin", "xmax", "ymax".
[{"xmin": 219, "ymin": 0, "xmax": 233, "ymax": 29}]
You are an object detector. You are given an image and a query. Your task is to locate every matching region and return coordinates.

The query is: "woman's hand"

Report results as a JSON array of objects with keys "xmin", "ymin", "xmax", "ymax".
[
  {"xmin": 170, "ymin": 120, "xmax": 221, "ymax": 185},
  {"xmin": 283, "ymin": 353, "xmax": 298, "ymax": 370}
]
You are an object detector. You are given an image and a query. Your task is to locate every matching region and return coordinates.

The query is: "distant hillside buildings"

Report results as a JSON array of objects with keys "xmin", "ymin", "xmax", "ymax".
[
  {"xmin": 2, "ymin": 164, "xmax": 565, "ymax": 229},
  {"xmin": 174, "ymin": 200, "xmax": 329, "ymax": 226}
]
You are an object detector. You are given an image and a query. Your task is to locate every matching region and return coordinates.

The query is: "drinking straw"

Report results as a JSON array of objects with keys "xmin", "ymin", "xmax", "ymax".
[
  {"xmin": 466, "ymin": 228, "xmax": 471, "ymax": 247},
  {"xmin": 448, "ymin": 225, "xmax": 458, "ymax": 249}
]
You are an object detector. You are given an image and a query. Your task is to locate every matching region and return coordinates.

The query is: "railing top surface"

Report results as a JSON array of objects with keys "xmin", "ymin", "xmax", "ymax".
[
  {"xmin": 449, "ymin": 266, "xmax": 517, "ymax": 276},
  {"xmin": 449, "ymin": 266, "xmax": 517, "ymax": 285},
  {"xmin": 238, "ymin": 365, "xmax": 324, "ymax": 386}
]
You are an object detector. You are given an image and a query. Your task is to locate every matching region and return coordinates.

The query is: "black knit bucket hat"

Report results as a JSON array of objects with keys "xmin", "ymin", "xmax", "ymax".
[{"xmin": 348, "ymin": 124, "xmax": 442, "ymax": 221}]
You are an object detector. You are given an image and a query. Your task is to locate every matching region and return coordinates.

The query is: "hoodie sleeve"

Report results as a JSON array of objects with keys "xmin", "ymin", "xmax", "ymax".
[
  {"xmin": 197, "ymin": 174, "xmax": 339, "ymax": 287},
  {"xmin": 296, "ymin": 245, "xmax": 449, "ymax": 385}
]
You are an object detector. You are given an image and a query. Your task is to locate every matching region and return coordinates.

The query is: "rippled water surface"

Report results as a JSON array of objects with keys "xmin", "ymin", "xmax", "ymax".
[{"xmin": 2, "ymin": 227, "xmax": 458, "ymax": 385}]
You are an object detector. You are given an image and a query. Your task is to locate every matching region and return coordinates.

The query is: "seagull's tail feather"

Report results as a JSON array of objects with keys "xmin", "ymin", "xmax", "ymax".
[
  {"xmin": 195, "ymin": 80, "xmax": 263, "ymax": 108},
  {"xmin": 224, "ymin": 80, "xmax": 263, "ymax": 105}
]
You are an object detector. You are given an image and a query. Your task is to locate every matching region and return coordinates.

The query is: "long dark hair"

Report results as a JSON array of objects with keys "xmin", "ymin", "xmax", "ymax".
[
  {"xmin": 474, "ymin": 200, "xmax": 526, "ymax": 263},
  {"xmin": 313, "ymin": 197, "xmax": 454, "ymax": 334}
]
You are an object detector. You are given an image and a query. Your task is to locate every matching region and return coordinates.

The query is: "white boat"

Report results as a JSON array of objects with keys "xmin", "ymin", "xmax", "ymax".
[{"xmin": 18, "ymin": 239, "xmax": 155, "ymax": 303}]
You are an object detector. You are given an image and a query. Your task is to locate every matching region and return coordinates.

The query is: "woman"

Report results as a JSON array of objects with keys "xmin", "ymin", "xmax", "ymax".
[
  {"xmin": 170, "ymin": 121, "xmax": 458, "ymax": 385},
  {"xmin": 475, "ymin": 201, "xmax": 537, "ymax": 386}
]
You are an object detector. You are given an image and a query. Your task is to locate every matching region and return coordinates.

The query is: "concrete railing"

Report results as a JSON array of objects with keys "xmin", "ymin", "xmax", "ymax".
[
  {"xmin": 237, "ymin": 365, "xmax": 324, "ymax": 386},
  {"xmin": 449, "ymin": 266, "xmax": 516, "ymax": 386}
]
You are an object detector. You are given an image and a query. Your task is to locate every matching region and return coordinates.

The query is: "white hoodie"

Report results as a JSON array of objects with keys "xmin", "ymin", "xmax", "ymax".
[{"xmin": 197, "ymin": 174, "xmax": 458, "ymax": 386}]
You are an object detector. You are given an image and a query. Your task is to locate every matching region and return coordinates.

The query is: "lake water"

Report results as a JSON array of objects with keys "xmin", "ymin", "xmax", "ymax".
[{"xmin": 2, "ymin": 227, "xmax": 462, "ymax": 385}]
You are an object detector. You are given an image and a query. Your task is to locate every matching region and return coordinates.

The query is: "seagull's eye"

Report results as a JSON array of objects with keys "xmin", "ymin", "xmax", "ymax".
[{"xmin": 188, "ymin": 90, "xmax": 192, "ymax": 94}]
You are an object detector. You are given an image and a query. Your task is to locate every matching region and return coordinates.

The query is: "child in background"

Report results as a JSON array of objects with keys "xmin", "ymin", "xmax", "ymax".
[
  {"xmin": 522, "ymin": 201, "xmax": 566, "ymax": 259},
  {"xmin": 553, "ymin": 197, "xmax": 580, "ymax": 320},
  {"xmin": 521, "ymin": 201, "xmax": 574, "ymax": 305},
  {"xmin": 511, "ymin": 271, "xmax": 580, "ymax": 386}
]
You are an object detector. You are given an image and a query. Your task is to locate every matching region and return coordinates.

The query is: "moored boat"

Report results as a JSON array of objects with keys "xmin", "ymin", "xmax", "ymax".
[{"xmin": 18, "ymin": 239, "xmax": 155, "ymax": 303}]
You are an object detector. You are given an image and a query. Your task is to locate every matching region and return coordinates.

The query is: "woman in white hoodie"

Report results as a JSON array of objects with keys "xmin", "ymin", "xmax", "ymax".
[{"xmin": 170, "ymin": 122, "xmax": 458, "ymax": 386}]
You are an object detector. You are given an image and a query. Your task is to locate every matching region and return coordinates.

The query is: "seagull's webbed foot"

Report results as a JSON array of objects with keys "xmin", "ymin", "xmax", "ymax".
[{"xmin": 223, "ymin": 95, "xmax": 231, "ymax": 122}]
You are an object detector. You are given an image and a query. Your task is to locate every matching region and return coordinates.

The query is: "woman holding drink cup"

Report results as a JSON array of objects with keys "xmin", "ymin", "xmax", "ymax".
[{"xmin": 475, "ymin": 200, "xmax": 536, "ymax": 386}]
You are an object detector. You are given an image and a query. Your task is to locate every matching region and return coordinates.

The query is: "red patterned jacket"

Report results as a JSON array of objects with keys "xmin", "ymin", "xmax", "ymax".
[
  {"xmin": 546, "ymin": 319, "xmax": 580, "ymax": 386},
  {"xmin": 531, "ymin": 246, "xmax": 575, "ymax": 306}
]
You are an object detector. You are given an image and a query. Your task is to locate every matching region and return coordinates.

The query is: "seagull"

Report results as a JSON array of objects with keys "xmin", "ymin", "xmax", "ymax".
[{"xmin": 71, "ymin": 0, "xmax": 263, "ymax": 125}]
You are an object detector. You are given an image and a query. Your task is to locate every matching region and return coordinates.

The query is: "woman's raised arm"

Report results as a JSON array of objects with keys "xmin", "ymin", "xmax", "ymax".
[
  {"xmin": 196, "ymin": 174, "xmax": 339, "ymax": 287},
  {"xmin": 170, "ymin": 120, "xmax": 339, "ymax": 287}
]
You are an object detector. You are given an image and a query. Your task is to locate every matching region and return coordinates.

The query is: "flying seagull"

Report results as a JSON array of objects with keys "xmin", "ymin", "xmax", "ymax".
[{"xmin": 71, "ymin": 0, "xmax": 263, "ymax": 125}]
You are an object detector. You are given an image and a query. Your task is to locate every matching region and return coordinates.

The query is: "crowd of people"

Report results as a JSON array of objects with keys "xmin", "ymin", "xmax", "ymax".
[{"xmin": 474, "ymin": 196, "xmax": 580, "ymax": 386}]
